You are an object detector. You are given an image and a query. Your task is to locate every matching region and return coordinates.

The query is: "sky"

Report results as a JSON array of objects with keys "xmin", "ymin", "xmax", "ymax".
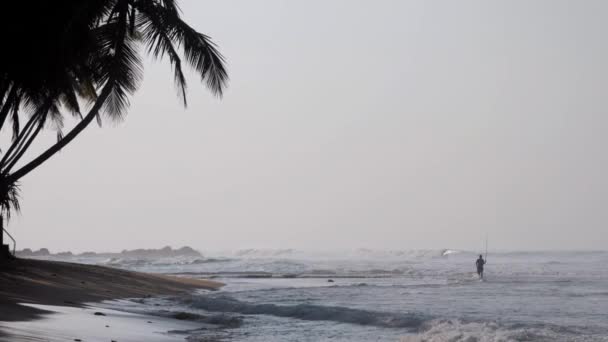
[{"xmin": 7, "ymin": 0, "xmax": 608, "ymax": 252}]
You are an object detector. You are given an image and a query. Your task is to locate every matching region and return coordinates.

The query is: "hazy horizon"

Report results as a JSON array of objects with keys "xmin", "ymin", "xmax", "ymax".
[
  {"xmin": 15, "ymin": 245, "xmax": 608, "ymax": 255},
  {"xmin": 6, "ymin": 0, "xmax": 608, "ymax": 252}
]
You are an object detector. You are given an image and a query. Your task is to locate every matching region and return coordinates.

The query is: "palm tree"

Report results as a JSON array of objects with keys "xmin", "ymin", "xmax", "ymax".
[{"xmin": 0, "ymin": 0, "xmax": 227, "ymax": 251}]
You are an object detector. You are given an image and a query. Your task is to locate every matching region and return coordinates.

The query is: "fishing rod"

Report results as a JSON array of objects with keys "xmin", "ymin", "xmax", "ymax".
[{"xmin": 485, "ymin": 235, "xmax": 488, "ymax": 262}]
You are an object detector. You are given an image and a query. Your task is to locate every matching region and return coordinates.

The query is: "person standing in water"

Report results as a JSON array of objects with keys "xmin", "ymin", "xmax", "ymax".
[{"xmin": 476, "ymin": 254, "xmax": 486, "ymax": 279}]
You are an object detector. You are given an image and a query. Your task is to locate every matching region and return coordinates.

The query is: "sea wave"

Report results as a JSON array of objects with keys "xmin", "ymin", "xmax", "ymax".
[
  {"xmin": 99, "ymin": 256, "xmax": 233, "ymax": 268},
  {"xmin": 183, "ymin": 295, "xmax": 428, "ymax": 329},
  {"xmin": 219, "ymin": 248, "xmax": 456, "ymax": 260},
  {"xmin": 165, "ymin": 268, "xmax": 408, "ymax": 279},
  {"xmin": 400, "ymin": 319, "xmax": 583, "ymax": 342}
]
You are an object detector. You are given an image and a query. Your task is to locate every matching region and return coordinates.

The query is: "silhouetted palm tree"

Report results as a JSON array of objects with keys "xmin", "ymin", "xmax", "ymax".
[{"xmin": 0, "ymin": 0, "xmax": 227, "ymax": 248}]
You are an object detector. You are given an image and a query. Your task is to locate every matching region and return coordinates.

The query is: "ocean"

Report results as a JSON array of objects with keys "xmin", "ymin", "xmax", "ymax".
[{"xmin": 45, "ymin": 249, "xmax": 608, "ymax": 341}]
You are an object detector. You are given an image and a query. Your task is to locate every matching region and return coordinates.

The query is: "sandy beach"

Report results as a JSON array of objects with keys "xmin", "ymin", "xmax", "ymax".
[{"xmin": 0, "ymin": 258, "xmax": 223, "ymax": 341}]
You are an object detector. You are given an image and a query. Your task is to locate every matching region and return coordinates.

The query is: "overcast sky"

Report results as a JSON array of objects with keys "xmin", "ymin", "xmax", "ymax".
[{"xmin": 8, "ymin": 0, "xmax": 608, "ymax": 252}]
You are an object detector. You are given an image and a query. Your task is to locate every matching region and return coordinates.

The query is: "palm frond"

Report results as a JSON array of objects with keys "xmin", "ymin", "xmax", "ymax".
[
  {"xmin": 136, "ymin": 2, "xmax": 228, "ymax": 98},
  {"xmin": 0, "ymin": 177, "xmax": 20, "ymax": 221},
  {"xmin": 0, "ymin": 81, "xmax": 11, "ymax": 107},
  {"xmin": 180, "ymin": 30, "xmax": 228, "ymax": 97},
  {"xmin": 0, "ymin": 0, "xmax": 228, "ymax": 205},
  {"xmin": 73, "ymin": 72, "xmax": 98, "ymax": 106},
  {"xmin": 60, "ymin": 88, "xmax": 82, "ymax": 118},
  {"xmin": 11, "ymin": 99, "xmax": 20, "ymax": 142},
  {"xmin": 138, "ymin": 9, "xmax": 188, "ymax": 105},
  {"xmin": 0, "ymin": 87, "xmax": 19, "ymax": 131},
  {"xmin": 47, "ymin": 103, "xmax": 64, "ymax": 131},
  {"xmin": 94, "ymin": 13, "xmax": 143, "ymax": 120}
]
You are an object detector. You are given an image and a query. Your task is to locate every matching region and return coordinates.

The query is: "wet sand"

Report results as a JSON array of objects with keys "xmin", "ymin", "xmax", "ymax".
[
  {"xmin": 0, "ymin": 258, "xmax": 223, "ymax": 341},
  {"xmin": 0, "ymin": 304, "xmax": 208, "ymax": 342}
]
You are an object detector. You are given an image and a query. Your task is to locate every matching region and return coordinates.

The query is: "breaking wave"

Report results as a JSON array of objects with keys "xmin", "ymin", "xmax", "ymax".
[
  {"xmin": 175, "ymin": 296, "xmax": 590, "ymax": 341},
  {"xmin": 222, "ymin": 248, "xmax": 459, "ymax": 260},
  {"xmin": 399, "ymin": 319, "xmax": 587, "ymax": 342},
  {"xmin": 183, "ymin": 295, "xmax": 428, "ymax": 329}
]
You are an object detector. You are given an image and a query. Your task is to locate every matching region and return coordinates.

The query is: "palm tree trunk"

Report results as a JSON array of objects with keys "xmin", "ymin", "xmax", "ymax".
[
  {"xmin": 3, "ymin": 116, "xmax": 46, "ymax": 175},
  {"xmin": 0, "ymin": 215, "xmax": 7, "ymax": 259},
  {"xmin": 7, "ymin": 84, "xmax": 112, "ymax": 183},
  {"xmin": 0, "ymin": 111, "xmax": 43, "ymax": 171},
  {"xmin": 0, "ymin": 215, "xmax": 4, "ymax": 248}
]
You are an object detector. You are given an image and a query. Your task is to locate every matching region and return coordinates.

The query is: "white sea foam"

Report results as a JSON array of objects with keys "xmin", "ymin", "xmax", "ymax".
[{"xmin": 399, "ymin": 319, "xmax": 578, "ymax": 342}]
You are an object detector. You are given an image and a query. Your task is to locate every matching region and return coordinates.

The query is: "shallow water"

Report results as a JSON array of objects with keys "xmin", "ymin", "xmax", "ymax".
[{"xmin": 56, "ymin": 249, "xmax": 608, "ymax": 341}]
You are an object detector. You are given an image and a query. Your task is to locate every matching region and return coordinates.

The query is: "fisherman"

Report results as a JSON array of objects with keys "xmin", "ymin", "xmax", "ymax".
[{"xmin": 476, "ymin": 254, "xmax": 486, "ymax": 279}]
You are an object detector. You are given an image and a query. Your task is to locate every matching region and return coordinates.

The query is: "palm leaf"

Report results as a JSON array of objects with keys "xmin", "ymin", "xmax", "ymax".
[
  {"xmin": 11, "ymin": 99, "xmax": 20, "ymax": 142},
  {"xmin": 0, "ymin": 177, "xmax": 20, "ymax": 221},
  {"xmin": 93, "ymin": 10, "xmax": 143, "ymax": 120},
  {"xmin": 137, "ymin": 2, "xmax": 228, "ymax": 98},
  {"xmin": 138, "ymin": 7, "xmax": 188, "ymax": 105}
]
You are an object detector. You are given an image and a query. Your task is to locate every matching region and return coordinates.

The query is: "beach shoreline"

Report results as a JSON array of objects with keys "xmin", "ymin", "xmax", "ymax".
[{"xmin": 0, "ymin": 258, "xmax": 223, "ymax": 341}]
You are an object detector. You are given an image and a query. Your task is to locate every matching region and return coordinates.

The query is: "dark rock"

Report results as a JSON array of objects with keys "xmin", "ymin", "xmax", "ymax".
[
  {"xmin": 203, "ymin": 314, "xmax": 243, "ymax": 328},
  {"xmin": 93, "ymin": 312, "xmax": 106, "ymax": 316},
  {"xmin": 17, "ymin": 248, "xmax": 52, "ymax": 257},
  {"xmin": 172, "ymin": 312, "xmax": 206, "ymax": 320},
  {"xmin": 118, "ymin": 246, "xmax": 202, "ymax": 258},
  {"xmin": 175, "ymin": 246, "xmax": 200, "ymax": 257},
  {"xmin": 35, "ymin": 248, "xmax": 50, "ymax": 256},
  {"xmin": 17, "ymin": 246, "xmax": 203, "ymax": 259},
  {"xmin": 15, "ymin": 248, "xmax": 33, "ymax": 257}
]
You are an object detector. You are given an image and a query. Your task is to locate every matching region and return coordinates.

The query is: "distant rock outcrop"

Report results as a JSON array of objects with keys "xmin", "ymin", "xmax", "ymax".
[
  {"xmin": 118, "ymin": 246, "xmax": 201, "ymax": 258},
  {"xmin": 17, "ymin": 248, "xmax": 33, "ymax": 256},
  {"xmin": 16, "ymin": 246, "xmax": 202, "ymax": 259},
  {"xmin": 16, "ymin": 248, "xmax": 50, "ymax": 257}
]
